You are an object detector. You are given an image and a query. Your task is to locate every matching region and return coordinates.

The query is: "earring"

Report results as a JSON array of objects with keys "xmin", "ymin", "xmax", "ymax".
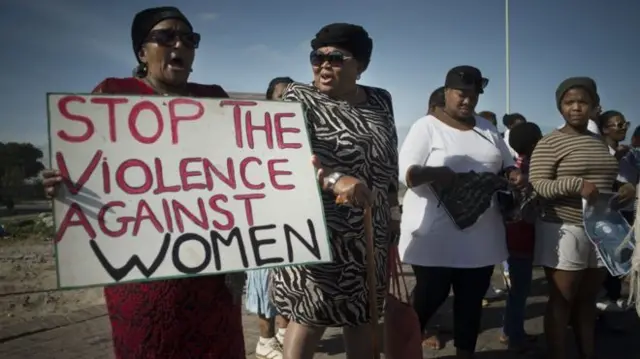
[{"xmin": 134, "ymin": 63, "xmax": 148, "ymax": 78}]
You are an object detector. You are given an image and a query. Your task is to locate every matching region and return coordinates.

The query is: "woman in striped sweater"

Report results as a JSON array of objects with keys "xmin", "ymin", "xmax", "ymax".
[{"xmin": 529, "ymin": 77, "xmax": 634, "ymax": 359}]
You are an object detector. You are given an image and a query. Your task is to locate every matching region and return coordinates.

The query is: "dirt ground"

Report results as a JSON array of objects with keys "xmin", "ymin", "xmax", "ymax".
[{"xmin": 0, "ymin": 234, "xmax": 104, "ymax": 327}]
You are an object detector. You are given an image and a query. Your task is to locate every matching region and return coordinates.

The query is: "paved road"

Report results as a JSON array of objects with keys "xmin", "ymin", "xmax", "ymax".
[{"xmin": 1, "ymin": 268, "xmax": 639, "ymax": 358}]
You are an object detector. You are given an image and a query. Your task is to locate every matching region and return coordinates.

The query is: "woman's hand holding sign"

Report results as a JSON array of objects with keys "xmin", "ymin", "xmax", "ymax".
[
  {"xmin": 312, "ymin": 155, "xmax": 372, "ymax": 208},
  {"xmin": 43, "ymin": 169, "xmax": 62, "ymax": 198}
]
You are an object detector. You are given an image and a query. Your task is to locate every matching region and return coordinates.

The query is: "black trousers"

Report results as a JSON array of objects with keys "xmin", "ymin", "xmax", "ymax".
[
  {"xmin": 411, "ymin": 265, "xmax": 494, "ymax": 351},
  {"xmin": 603, "ymin": 274, "xmax": 622, "ymax": 301}
]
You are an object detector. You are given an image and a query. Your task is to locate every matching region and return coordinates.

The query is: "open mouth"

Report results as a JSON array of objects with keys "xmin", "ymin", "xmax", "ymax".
[
  {"xmin": 168, "ymin": 56, "xmax": 186, "ymax": 70},
  {"xmin": 319, "ymin": 73, "xmax": 333, "ymax": 83}
]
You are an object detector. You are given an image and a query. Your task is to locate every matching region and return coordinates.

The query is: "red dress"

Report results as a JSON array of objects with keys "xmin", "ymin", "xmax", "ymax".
[{"xmin": 92, "ymin": 77, "xmax": 245, "ymax": 359}]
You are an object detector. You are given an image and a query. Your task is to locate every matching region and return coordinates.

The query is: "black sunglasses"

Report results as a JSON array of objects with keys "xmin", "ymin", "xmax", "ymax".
[
  {"xmin": 309, "ymin": 50, "xmax": 352, "ymax": 67},
  {"xmin": 457, "ymin": 72, "xmax": 489, "ymax": 90},
  {"xmin": 145, "ymin": 29, "xmax": 201, "ymax": 49}
]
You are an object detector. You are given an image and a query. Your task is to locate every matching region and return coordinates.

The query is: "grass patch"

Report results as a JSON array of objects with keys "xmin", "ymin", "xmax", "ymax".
[{"xmin": 1, "ymin": 217, "xmax": 54, "ymax": 239}]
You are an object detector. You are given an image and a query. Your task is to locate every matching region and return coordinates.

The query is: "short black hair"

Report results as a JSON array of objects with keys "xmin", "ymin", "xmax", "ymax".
[
  {"xmin": 266, "ymin": 77, "xmax": 294, "ymax": 99},
  {"xmin": 509, "ymin": 122, "xmax": 542, "ymax": 156},
  {"xmin": 478, "ymin": 111, "xmax": 496, "ymax": 121},
  {"xmin": 597, "ymin": 110, "xmax": 625, "ymax": 133},
  {"xmin": 633, "ymin": 125, "xmax": 640, "ymax": 138},
  {"xmin": 428, "ymin": 86, "xmax": 445, "ymax": 110},
  {"xmin": 502, "ymin": 113, "xmax": 527, "ymax": 127}
]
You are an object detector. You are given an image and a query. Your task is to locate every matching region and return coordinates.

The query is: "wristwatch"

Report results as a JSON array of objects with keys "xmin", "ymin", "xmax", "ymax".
[{"xmin": 325, "ymin": 172, "xmax": 345, "ymax": 190}]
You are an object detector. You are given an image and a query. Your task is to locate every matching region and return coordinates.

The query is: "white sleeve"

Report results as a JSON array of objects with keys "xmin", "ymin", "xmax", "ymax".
[
  {"xmin": 587, "ymin": 119, "xmax": 600, "ymax": 135},
  {"xmin": 481, "ymin": 119, "xmax": 516, "ymax": 168},
  {"xmin": 507, "ymin": 143, "xmax": 519, "ymax": 159},
  {"xmin": 493, "ymin": 130, "xmax": 516, "ymax": 168},
  {"xmin": 502, "ymin": 129, "xmax": 518, "ymax": 160},
  {"xmin": 398, "ymin": 116, "xmax": 433, "ymax": 186}
]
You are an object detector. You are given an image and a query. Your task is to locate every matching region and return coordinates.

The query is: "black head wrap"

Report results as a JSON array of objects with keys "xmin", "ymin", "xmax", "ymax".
[
  {"xmin": 555, "ymin": 77, "xmax": 599, "ymax": 110},
  {"xmin": 131, "ymin": 7, "xmax": 192, "ymax": 63},
  {"xmin": 311, "ymin": 23, "xmax": 373, "ymax": 71}
]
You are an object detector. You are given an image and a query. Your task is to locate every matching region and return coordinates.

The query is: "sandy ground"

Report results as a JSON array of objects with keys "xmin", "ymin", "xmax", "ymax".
[{"xmin": 0, "ymin": 234, "xmax": 104, "ymax": 327}]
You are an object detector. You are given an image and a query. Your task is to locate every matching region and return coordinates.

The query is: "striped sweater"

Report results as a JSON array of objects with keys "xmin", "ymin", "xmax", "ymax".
[{"xmin": 529, "ymin": 130, "xmax": 619, "ymax": 224}]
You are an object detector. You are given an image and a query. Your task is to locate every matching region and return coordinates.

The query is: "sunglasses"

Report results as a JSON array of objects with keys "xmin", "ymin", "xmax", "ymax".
[
  {"xmin": 145, "ymin": 29, "xmax": 201, "ymax": 49},
  {"xmin": 607, "ymin": 121, "xmax": 630, "ymax": 130},
  {"xmin": 309, "ymin": 50, "xmax": 352, "ymax": 67},
  {"xmin": 457, "ymin": 72, "xmax": 489, "ymax": 90}
]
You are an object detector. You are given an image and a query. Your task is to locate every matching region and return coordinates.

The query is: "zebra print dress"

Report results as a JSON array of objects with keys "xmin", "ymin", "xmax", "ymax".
[{"xmin": 270, "ymin": 82, "xmax": 398, "ymax": 327}]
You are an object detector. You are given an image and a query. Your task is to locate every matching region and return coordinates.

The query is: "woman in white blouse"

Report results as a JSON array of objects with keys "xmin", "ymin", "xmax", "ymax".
[{"xmin": 398, "ymin": 66, "xmax": 524, "ymax": 358}]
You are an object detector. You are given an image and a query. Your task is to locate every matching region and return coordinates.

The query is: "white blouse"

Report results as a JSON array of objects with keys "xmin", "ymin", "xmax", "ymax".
[{"xmin": 398, "ymin": 115, "xmax": 514, "ymax": 268}]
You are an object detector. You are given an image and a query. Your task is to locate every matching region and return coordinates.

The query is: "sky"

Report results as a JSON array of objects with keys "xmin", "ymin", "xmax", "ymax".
[{"xmin": 2, "ymin": 0, "xmax": 639, "ymax": 163}]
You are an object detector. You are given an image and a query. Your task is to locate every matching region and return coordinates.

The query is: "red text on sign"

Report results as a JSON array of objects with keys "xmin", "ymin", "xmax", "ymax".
[
  {"xmin": 54, "ymin": 193, "xmax": 268, "ymax": 243},
  {"xmin": 56, "ymin": 96, "xmax": 204, "ymax": 145},
  {"xmin": 55, "ymin": 151, "xmax": 295, "ymax": 196},
  {"xmin": 221, "ymin": 100, "xmax": 302, "ymax": 150}
]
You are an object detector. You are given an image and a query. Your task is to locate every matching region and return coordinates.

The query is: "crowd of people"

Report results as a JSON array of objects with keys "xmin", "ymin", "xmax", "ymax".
[{"xmin": 39, "ymin": 5, "xmax": 639, "ymax": 359}]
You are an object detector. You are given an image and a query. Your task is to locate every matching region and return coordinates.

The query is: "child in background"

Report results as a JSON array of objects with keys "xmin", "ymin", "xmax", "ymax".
[{"xmin": 500, "ymin": 122, "xmax": 543, "ymax": 352}]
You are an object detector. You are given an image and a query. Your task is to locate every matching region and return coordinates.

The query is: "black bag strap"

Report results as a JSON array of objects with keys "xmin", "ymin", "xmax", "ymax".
[{"xmin": 472, "ymin": 128, "xmax": 506, "ymax": 171}]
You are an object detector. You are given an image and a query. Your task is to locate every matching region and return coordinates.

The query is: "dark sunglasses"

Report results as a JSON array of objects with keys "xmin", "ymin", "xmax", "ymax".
[
  {"xmin": 145, "ymin": 29, "xmax": 201, "ymax": 49},
  {"xmin": 607, "ymin": 121, "xmax": 630, "ymax": 130},
  {"xmin": 309, "ymin": 50, "xmax": 352, "ymax": 67},
  {"xmin": 457, "ymin": 72, "xmax": 489, "ymax": 90}
]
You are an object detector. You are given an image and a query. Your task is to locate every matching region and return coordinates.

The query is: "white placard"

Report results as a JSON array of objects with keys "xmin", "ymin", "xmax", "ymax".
[{"xmin": 47, "ymin": 94, "xmax": 330, "ymax": 289}]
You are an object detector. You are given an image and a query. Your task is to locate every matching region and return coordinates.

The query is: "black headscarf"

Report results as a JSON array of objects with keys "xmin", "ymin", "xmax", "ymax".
[
  {"xmin": 311, "ymin": 23, "xmax": 373, "ymax": 71},
  {"xmin": 131, "ymin": 7, "xmax": 192, "ymax": 63}
]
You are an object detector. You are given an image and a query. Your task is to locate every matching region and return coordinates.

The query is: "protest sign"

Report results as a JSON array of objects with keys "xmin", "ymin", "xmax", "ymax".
[
  {"xmin": 583, "ymin": 192, "xmax": 636, "ymax": 276},
  {"xmin": 47, "ymin": 94, "xmax": 331, "ymax": 289}
]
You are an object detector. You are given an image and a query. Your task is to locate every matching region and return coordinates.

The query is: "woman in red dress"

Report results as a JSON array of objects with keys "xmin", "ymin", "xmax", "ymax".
[{"xmin": 42, "ymin": 7, "xmax": 245, "ymax": 359}]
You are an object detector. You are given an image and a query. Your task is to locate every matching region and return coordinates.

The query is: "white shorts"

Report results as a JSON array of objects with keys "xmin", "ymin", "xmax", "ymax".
[{"xmin": 534, "ymin": 221, "xmax": 604, "ymax": 271}]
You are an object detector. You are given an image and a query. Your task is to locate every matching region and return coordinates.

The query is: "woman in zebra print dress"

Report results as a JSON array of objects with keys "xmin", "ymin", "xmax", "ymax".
[{"xmin": 270, "ymin": 23, "xmax": 399, "ymax": 359}]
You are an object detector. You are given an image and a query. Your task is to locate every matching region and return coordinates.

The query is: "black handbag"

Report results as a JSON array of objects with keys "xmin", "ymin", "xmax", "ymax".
[{"xmin": 430, "ymin": 171, "xmax": 509, "ymax": 230}]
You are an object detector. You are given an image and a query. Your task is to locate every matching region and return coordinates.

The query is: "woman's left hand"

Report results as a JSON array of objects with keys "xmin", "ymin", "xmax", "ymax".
[
  {"xmin": 312, "ymin": 155, "xmax": 372, "ymax": 207},
  {"xmin": 507, "ymin": 168, "xmax": 527, "ymax": 190}
]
